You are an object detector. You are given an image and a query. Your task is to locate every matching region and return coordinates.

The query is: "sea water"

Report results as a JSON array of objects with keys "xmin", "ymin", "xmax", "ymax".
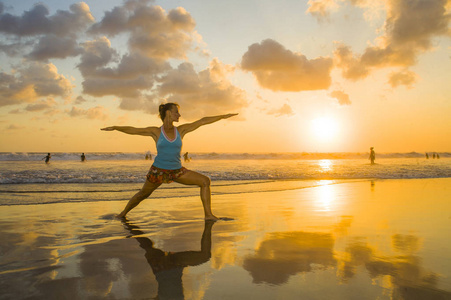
[{"xmin": 0, "ymin": 152, "xmax": 450, "ymax": 206}]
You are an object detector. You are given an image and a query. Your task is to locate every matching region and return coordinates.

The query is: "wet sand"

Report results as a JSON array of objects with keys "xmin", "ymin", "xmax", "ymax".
[{"xmin": 1, "ymin": 178, "xmax": 450, "ymax": 299}]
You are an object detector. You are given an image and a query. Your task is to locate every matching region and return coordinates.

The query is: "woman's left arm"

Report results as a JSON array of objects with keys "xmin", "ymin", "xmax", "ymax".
[{"xmin": 178, "ymin": 113, "xmax": 238, "ymax": 138}]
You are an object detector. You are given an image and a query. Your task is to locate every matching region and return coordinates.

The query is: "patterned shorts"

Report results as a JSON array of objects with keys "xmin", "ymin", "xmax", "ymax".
[{"xmin": 146, "ymin": 165, "xmax": 188, "ymax": 184}]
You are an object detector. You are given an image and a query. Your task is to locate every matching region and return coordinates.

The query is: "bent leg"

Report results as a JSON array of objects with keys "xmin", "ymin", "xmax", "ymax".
[
  {"xmin": 117, "ymin": 180, "xmax": 161, "ymax": 218},
  {"xmin": 174, "ymin": 170, "xmax": 219, "ymax": 221}
]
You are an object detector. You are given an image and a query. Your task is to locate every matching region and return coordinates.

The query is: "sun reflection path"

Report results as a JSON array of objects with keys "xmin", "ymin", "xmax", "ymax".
[
  {"xmin": 312, "ymin": 180, "xmax": 339, "ymax": 212},
  {"xmin": 318, "ymin": 159, "xmax": 333, "ymax": 172}
]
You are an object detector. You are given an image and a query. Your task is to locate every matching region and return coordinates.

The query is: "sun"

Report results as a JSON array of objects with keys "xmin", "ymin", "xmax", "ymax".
[{"xmin": 311, "ymin": 117, "xmax": 339, "ymax": 142}]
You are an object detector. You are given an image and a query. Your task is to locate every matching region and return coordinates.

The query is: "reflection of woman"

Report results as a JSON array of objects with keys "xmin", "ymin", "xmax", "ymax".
[
  {"xmin": 122, "ymin": 220, "xmax": 214, "ymax": 299},
  {"xmin": 101, "ymin": 103, "xmax": 237, "ymax": 220}
]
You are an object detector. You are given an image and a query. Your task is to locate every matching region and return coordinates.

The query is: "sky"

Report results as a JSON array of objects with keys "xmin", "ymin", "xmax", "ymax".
[{"xmin": 0, "ymin": 0, "xmax": 450, "ymax": 154}]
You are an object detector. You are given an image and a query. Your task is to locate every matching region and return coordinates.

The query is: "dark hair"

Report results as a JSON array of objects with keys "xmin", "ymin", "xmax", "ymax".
[{"xmin": 158, "ymin": 102, "xmax": 179, "ymax": 121}]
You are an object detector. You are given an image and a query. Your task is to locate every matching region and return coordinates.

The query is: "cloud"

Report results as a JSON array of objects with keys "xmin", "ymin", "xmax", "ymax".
[
  {"xmin": 27, "ymin": 35, "xmax": 82, "ymax": 61},
  {"xmin": 0, "ymin": 2, "xmax": 94, "ymax": 60},
  {"xmin": 77, "ymin": 37, "xmax": 118, "ymax": 77},
  {"xmin": 78, "ymin": 37, "xmax": 169, "ymax": 98},
  {"xmin": 20, "ymin": 62, "xmax": 73, "ymax": 97},
  {"xmin": 388, "ymin": 69, "xmax": 417, "ymax": 88},
  {"xmin": 333, "ymin": 0, "xmax": 451, "ymax": 82},
  {"xmin": 0, "ymin": 62, "xmax": 72, "ymax": 107},
  {"xmin": 156, "ymin": 58, "xmax": 248, "ymax": 119},
  {"xmin": 88, "ymin": 2, "xmax": 197, "ymax": 59},
  {"xmin": 25, "ymin": 98, "xmax": 57, "ymax": 111},
  {"xmin": 74, "ymin": 95, "xmax": 88, "ymax": 105},
  {"xmin": 243, "ymin": 231, "xmax": 336, "ymax": 285},
  {"xmin": 119, "ymin": 94, "xmax": 158, "ymax": 114},
  {"xmin": 267, "ymin": 103, "xmax": 295, "ymax": 117},
  {"xmin": 0, "ymin": 40, "xmax": 35, "ymax": 57},
  {"xmin": 67, "ymin": 106, "xmax": 109, "ymax": 120},
  {"xmin": 329, "ymin": 90, "xmax": 351, "ymax": 105},
  {"xmin": 333, "ymin": 44, "xmax": 370, "ymax": 80},
  {"xmin": 1, "ymin": 2, "xmax": 244, "ymax": 120},
  {"xmin": 241, "ymin": 39, "xmax": 334, "ymax": 92},
  {"xmin": 307, "ymin": 0, "xmax": 380, "ymax": 23},
  {"xmin": 0, "ymin": 2, "xmax": 94, "ymax": 37},
  {"xmin": 306, "ymin": 0, "xmax": 339, "ymax": 22}
]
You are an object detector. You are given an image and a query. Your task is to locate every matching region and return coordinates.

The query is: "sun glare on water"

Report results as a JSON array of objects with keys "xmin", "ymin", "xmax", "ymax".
[{"xmin": 311, "ymin": 117, "xmax": 339, "ymax": 142}]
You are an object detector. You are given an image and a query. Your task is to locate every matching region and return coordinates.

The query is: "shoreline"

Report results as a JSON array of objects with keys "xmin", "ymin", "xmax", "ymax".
[{"xmin": 1, "ymin": 177, "xmax": 451, "ymax": 207}]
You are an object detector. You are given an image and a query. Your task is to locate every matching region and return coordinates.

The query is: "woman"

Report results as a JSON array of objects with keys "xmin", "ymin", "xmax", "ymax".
[{"xmin": 101, "ymin": 103, "xmax": 237, "ymax": 220}]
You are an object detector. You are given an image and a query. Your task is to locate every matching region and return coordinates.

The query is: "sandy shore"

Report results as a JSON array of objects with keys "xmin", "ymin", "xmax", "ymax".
[{"xmin": 1, "ymin": 178, "xmax": 450, "ymax": 299}]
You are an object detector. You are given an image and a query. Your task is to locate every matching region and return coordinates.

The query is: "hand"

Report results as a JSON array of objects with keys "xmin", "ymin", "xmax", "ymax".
[
  {"xmin": 225, "ymin": 113, "xmax": 238, "ymax": 118},
  {"xmin": 101, "ymin": 126, "xmax": 115, "ymax": 131}
]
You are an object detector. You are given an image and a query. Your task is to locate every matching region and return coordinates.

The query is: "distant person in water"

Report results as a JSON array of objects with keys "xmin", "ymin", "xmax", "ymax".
[
  {"xmin": 145, "ymin": 152, "xmax": 152, "ymax": 160},
  {"xmin": 101, "ymin": 102, "xmax": 238, "ymax": 221},
  {"xmin": 81, "ymin": 153, "xmax": 86, "ymax": 162},
  {"xmin": 369, "ymin": 147, "xmax": 375, "ymax": 165},
  {"xmin": 183, "ymin": 152, "xmax": 191, "ymax": 162},
  {"xmin": 42, "ymin": 153, "xmax": 51, "ymax": 164},
  {"xmin": 425, "ymin": 153, "xmax": 429, "ymax": 159}
]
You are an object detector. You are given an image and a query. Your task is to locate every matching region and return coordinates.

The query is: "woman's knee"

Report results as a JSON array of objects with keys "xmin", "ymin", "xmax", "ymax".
[{"xmin": 200, "ymin": 175, "xmax": 211, "ymax": 187}]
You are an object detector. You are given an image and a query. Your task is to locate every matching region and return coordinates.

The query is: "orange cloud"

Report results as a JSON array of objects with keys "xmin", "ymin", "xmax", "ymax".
[
  {"xmin": 333, "ymin": 0, "xmax": 450, "ymax": 85},
  {"xmin": 158, "ymin": 59, "xmax": 248, "ymax": 119},
  {"xmin": 306, "ymin": 0, "xmax": 339, "ymax": 22},
  {"xmin": 241, "ymin": 39, "xmax": 333, "ymax": 92},
  {"xmin": 25, "ymin": 98, "xmax": 57, "ymax": 112},
  {"xmin": 88, "ymin": 3, "xmax": 196, "ymax": 60},
  {"xmin": 0, "ymin": 62, "xmax": 72, "ymax": 107},
  {"xmin": 329, "ymin": 90, "xmax": 351, "ymax": 105},
  {"xmin": 267, "ymin": 103, "xmax": 295, "ymax": 117},
  {"xmin": 388, "ymin": 69, "xmax": 417, "ymax": 88},
  {"xmin": 78, "ymin": 37, "xmax": 169, "ymax": 98},
  {"xmin": 67, "ymin": 106, "xmax": 109, "ymax": 121}
]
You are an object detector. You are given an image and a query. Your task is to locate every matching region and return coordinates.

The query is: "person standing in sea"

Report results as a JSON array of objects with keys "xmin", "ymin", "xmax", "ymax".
[
  {"xmin": 101, "ymin": 103, "xmax": 237, "ymax": 221},
  {"xmin": 369, "ymin": 147, "xmax": 376, "ymax": 165},
  {"xmin": 42, "ymin": 153, "xmax": 51, "ymax": 164}
]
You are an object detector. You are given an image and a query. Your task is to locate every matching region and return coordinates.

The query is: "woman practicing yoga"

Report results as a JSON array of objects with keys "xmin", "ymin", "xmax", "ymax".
[{"xmin": 101, "ymin": 103, "xmax": 237, "ymax": 220}]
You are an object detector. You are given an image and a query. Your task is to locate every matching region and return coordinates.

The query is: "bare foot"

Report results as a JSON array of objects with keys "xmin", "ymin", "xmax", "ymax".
[
  {"xmin": 115, "ymin": 213, "xmax": 126, "ymax": 219},
  {"xmin": 205, "ymin": 215, "xmax": 220, "ymax": 221}
]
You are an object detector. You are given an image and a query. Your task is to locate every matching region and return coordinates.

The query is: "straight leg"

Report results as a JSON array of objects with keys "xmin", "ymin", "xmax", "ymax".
[{"xmin": 117, "ymin": 180, "xmax": 161, "ymax": 218}]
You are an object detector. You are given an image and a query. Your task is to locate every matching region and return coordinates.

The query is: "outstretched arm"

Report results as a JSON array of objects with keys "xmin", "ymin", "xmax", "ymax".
[
  {"xmin": 178, "ymin": 113, "xmax": 238, "ymax": 138},
  {"xmin": 101, "ymin": 126, "xmax": 159, "ymax": 138}
]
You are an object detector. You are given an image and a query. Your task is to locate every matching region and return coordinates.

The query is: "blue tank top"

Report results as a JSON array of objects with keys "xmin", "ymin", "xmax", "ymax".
[{"xmin": 153, "ymin": 127, "xmax": 183, "ymax": 170}]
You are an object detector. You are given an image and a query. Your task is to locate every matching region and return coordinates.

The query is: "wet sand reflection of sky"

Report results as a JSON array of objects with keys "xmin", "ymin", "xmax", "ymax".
[{"xmin": 0, "ymin": 179, "xmax": 450, "ymax": 299}]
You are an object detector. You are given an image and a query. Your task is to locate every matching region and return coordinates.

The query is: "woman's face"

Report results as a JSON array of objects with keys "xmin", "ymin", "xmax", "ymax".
[{"xmin": 169, "ymin": 106, "xmax": 181, "ymax": 122}]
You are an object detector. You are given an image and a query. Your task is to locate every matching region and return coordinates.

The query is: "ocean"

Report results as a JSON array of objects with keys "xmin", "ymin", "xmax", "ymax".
[{"xmin": 1, "ymin": 152, "xmax": 450, "ymax": 206}]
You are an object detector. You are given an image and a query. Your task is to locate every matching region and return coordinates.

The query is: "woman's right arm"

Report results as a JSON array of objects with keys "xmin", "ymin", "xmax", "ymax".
[{"xmin": 101, "ymin": 126, "xmax": 159, "ymax": 138}]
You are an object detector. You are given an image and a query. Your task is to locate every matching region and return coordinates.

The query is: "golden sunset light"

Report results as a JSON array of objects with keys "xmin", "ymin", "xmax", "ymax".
[
  {"xmin": 1, "ymin": 2, "xmax": 451, "ymax": 299},
  {"xmin": 0, "ymin": 0, "xmax": 449, "ymax": 153},
  {"xmin": 311, "ymin": 117, "xmax": 340, "ymax": 142}
]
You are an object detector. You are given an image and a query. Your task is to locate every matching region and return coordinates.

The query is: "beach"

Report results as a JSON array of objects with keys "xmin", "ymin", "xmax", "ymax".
[{"xmin": 1, "ymin": 177, "xmax": 450, "ymax": 299}]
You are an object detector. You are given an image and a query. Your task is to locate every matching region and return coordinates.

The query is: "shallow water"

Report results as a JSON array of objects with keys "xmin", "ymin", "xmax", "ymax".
[
  {"xmin": 1, "ymin": 157, "xmax": 450, "ymax": 206},
  {"xmin": 0, "ymin": 179, "xmax": 450, "ymax": 299}
]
